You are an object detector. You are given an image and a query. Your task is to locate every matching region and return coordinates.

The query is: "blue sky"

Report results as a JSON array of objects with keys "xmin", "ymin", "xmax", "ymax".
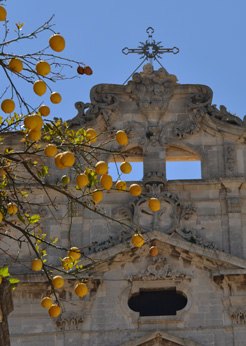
[{"xmin": 1, "ymin": 0, "xmax": 246, "ymax": 179}]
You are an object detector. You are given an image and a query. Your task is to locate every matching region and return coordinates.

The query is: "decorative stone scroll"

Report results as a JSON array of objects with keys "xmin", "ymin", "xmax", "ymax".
[{"xmin": 127, "ymin": 257, "xmax": 192, "ymax": 281}]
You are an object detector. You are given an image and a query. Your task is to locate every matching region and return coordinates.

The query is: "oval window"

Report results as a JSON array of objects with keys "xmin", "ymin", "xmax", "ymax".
[{"xmin": 128, "ymin": 289, "xmax": 187, "ymax": 316}]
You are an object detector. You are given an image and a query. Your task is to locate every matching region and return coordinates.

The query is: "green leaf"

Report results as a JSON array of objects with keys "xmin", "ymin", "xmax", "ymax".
[
  {"xmin": 8, "ymin": 278, "xmax": 19, "ymax": 284},
  {"xmin": 17, "ymin": 213, "xmax": 26, "ymax": 225},
  {"xmin": 29, "ymin": 215, "xmax": 40, "ymax": 224},
  {"xmin": 0, "ymin": 267, "xmax": 10, "ymax": 277}
]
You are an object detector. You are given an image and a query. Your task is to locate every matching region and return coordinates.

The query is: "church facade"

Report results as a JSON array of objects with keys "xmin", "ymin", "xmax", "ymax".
[{"xmin": 5, "ymin": 64, "xmax": 246, "ymax": 346}]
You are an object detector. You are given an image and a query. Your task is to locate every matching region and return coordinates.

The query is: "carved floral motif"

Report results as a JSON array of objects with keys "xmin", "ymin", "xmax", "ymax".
[{"xmin": 55, "ymin": 313, "xmax": 84, "ymax": 330}]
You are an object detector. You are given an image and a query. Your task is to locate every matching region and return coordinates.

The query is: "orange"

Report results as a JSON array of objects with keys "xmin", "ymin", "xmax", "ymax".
[
  {"xmin": 48, "ymin": 304, "xmax": 61, "ymax": 318},
  {"xmin": 0, "ymin": 276, "xmax": 2, "ymax": 285},
  {"xmin": 148, "ymin": 198, "xmax": 161, "ymax": 212},
  {"xmin": 54, "ymin": 153, "xmax": 66, "ymax": 169},
  {"xmin": 116, "ymin": 130, "xmax": 128, "ymax": 146},
  {"xmin": 86, "ymin": 128, "xmax": 97, "ymax": 143},
  {"xmin": 60, "ymin": 151, "xmax": 75, "ymax": 167},
  {"xmin": 131, "ymin": 234, "xmax": 144, "ymax": 248},
  {"xmin": 31, "ymin": 258, "xmax": 43, "ymax": 271},
  {"xmin": 92, "ymin": 190, "xmax": 103, "ymax": 203},
  {"xmin": 33, "ymin": 80, "xmax": 46, "ymax": 96},
  {"xmin": 95, "ymin": 161, "xmax": 108, "ymax": 175},
  {"xmin": 41, "ymin": 297, "xmax": 53, "ymax": 309},
  {"xmin": 0, "ymin": 212, "xmax": 3, "ymax": 223},
  {"xmin": 61, "ymin": 175, "xmax": 70, "ymax": 185},
  {"xmin": 120, "ymin": 162, "xmax": 132, "ymax": 174},
  {"xmin": 7, "ymin": 202, "xmax": 18, "ymax": 214},
  {"xmin": 1, "ymin": 99, "xmax": 15, "ymax": 113},
  {"xmin": 24, "ymin": 115, "xmax": 38, "ymax": 130},
  {"xmin": 115, "ymin": 180, "xmax": 127, "ymax": 192},
  {"xmin": 74, "ymin": 282, "xmax": 88, "ymax": 297},
  {"xmin": 50, "ymin": 92, "xmax": 62, "ymax": 104},
  {"xmin": 36, "ymin": 60, "xmax": 50, "ymax": 76},
  {"xmin": 61, "ymin": 256, "xmax": 73, "ymax": 271},
  {"xmin": 8, "ymin": 58, "xmax": 23, "ymax": 73},
  {"xmin": 76, "ymin": 173, "xmax": 89, "ymax": 187},
  {"xmin": 0, "ymin": 6, "xmax": 7, "ymax": 21},
  {"xmin": 129, "ymin": 184, "xmax": 142, "ymax": 196},
  {"xmin": 49, "ymin": 34, "xmax": 65, "ymax": 52},
  {"xmin": 52, "ymin": 275, "xmax": 64, "ymax": 288},
  {"xmin": 44, "ymin": 144, "xmax": 57, "ymax": 158},
  {"xmin": 68, "ymin": 247, "xmax": 81, "ymax": 260},
  {"xmin": 28, "ymin": 129, "xmax": 41, "ymax": 141},
  {"xmin": 38, "ymin": 105, "xmax": 50, "ymax": 117},
  {"xmin": 33, "ymin": 114, "xmax": 43, "ymax": 130},
  {"xmin": 100, "ymin": 174, "xmax": 113, "ymax": 190},
  {"xmin": 149, "ymin": 246, "xmax": 158, "ymax": 257}
]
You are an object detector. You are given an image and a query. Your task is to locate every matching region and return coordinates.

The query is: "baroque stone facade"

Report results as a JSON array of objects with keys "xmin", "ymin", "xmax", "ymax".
[{"xmin": 5, "ymin": 65, "xmax": 246, "ymax": 345}]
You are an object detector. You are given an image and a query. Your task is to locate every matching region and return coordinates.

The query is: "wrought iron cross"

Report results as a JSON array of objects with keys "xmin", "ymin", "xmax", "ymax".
[{"xmin": 122, "ymin": 27, "xmax": 179, "ymax": 64}]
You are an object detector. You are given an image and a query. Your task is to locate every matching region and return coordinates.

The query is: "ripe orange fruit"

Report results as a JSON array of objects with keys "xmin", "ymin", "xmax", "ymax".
[
  {"xmin": 41, "ymin": 297, "xmax": 52, "ymax": 309},
  {"xmin": 60, "ymin": 151, "xmax": 75, "ymax": 167},
  {"xmin": 33, "ymin": 114, "xmax": 43, "ymax": 130},
  {"xmin": 0, "ymin": 212, "xmax": 3, "ymax": 223},
  {"xmin": 8, "ymin": 58, "xmax": 23, "ymax": 73},
  {"xmin": 76, "ymin": 173, "xmax": 89, "ymax": 187},
  {"xmin": 52, "ymin": 275, "xmax": 64, "ymax": 289},
  {"xmin": 38, "ymin": 105, "xmax": 50, "ymax": 117},
  {"xmin": 92, "ymin": 190, "xmax": 103, "ymax": 203},
  {"xmin": 28, "ymin": 129, "xmax": 41, "ymax": 141},
  {"xmin": 131, "ymin": 234, "xmax": 144, "ymax": 247},
  {"xmin": 0, "ymin": 6, "xmax": 7, "ymax": 21},
  {"xmin": 115, "ymin": 180, "xmax": 127, "ymax": 192},
  {"xmin": 36, "ymin": 60, "xmax": 50, "ymax": 76},
  {"xmin": 1, "ymin": 99, "xmax": 15, "ymax": 113},
  {"xmin": 54, "ymin": 153, "xmax": 66, "ymax": 169},
  {"xmin": 149, "ymin": 246, "xmax": 158, "ymax": 257},
  {"xmin": 116, "ymin": 130, "xmax": 128, "ymax": 146},
  {"xmin": 61, "ymin": 256, "xmax": 73, "ymax": 271},
  {"xmin": 61, "ymin": 175, "xmax": 70, "ymax": 185},
  {"xmin": 68, "ymin": 247, "xmax": 81, "ymax": 260},
  {"xmin": 49, "ymin": 34, "xmax": 65, "ymax": 52},
  {"xmin": 50, "ymin": 92, "xmax": 62, "ymax": 104},
  {"xmin": 95, "ymin": 161, "xmax": 108, "ymax": 175},
  {"xmin": 31, "ymin": 258, "xmax": 43, "ymax": 271},
  {"xmin": 44, "ymin": 144, "xmax": 57, "ymax": 158},
  {"xmin": 84, "ymin": 66, "xmax": 93, "ymax": 75},
  {"xmin": 74, "ymin": 282, "xmax": 88, "ymax": 297},
  {"xmin": 7, "ymin": 202, "xmax": 18, "ymax": 214},
  {"xmin": 48, "ymin": 304, "xmax": 61, "ymax": 318},
  {"xmin": 129, "ymin": 184, "xmax": 142, "ymax": 196},
  {"xmin": 120, "ymin": 162, "xmax": 132, "ymax": 174},
  {"xmin": 148, "ymin": 198, "xmax": 161, "ymax": 212},
  {"xmin": 86, "ymin": 128, "xmax": 97, "ymax": 143},
  {"xmin": 24, "ymin": 115, "xmax": 38, "ymax": 130},
  {"xmin": 33, "ymin": 80, "xmax": 46, "ymax": 96},
  {"xmin": 100, "ymin": 174, "xmax": 113, "ymax": 190}
]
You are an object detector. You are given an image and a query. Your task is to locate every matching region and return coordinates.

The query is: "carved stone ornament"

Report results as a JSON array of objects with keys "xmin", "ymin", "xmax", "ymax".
[
  {"xmin": 66, "ymin": 102, "xmax": 90, "ymax": 127},
  {"xmin": 229, "ymin": 307, "xmax": 246, "ymax": 325},
  {"xmin": 85, "ymin": 85, "xmax": 119, "ymax": 126},
  {"xmin": 55, "ymin": 312, "xmax": 84, "ymax": 331},
  {"xmin": 127, "ymin": 257, "xmax": 193, "ymax": 281},
  {"xmin": 176, "ymin": 228, "xmax": 217, "ymax": 250},
  {"xmin": 125, "ymin": 66, "xmax": 178, "ymax": 122}
]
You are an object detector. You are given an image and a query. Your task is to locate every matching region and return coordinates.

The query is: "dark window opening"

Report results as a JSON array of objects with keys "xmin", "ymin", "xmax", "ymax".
[{"xmin": 128, "ymin": 289, "xmax": 187, "ymax": 316}]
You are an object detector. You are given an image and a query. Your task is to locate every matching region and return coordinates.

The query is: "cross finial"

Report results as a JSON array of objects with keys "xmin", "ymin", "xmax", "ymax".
[{"xmin": 122, "ymin": 27, "xmax": 179, "ymax": 65}]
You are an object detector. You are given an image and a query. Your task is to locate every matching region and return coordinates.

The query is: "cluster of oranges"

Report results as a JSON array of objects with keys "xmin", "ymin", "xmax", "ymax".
[{"xmin": 31, "ymin": 246, "xmax": 87, "ymax": 318}]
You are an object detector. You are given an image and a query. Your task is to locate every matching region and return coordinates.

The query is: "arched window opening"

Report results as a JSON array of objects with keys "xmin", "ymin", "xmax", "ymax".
[
  {"xmin": 108, "ymin": 147, "xmax": 143, "ymax": 181},
  {"xmin": 166, "ymin": 146, "xmax": 201, "ymax": 180},
  {"xmin": 128, "ymin": 289, "xmax": 187, "ymax": 316}
]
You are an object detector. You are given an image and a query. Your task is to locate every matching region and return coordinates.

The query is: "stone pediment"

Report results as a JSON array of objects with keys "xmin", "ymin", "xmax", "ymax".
[
  {"xmin": 121, "ymin": 330, "xmax": 204, "ymax": 346},
  {"xmin": 83, "ymin": 230, "xmax": 246, "ymax": 277}
]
